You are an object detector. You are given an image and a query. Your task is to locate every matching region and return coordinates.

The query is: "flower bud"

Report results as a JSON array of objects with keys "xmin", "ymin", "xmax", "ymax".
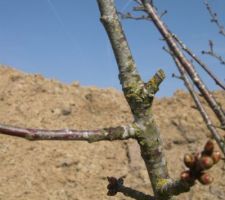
[
  {"xmin": 211, "ymin": 151, "xmax": 221, "ymax": 164},
  {"xmin": 180, "ymin": 170, "xmax": 193, "ymax": 182},
  {"xmin": 184, "ymin": 153, "xmax": 196, "ymax": 168},
  {"xmin": 203, "ymin": 140, "xmax": 214, "ymax": 155},
  {"xmin": 199, "ymin": 156, "xmax": 214, "ymax": 170},
  {"xmin": 198, "ymin": 173, "xmax": 213, "ymax": 185}
]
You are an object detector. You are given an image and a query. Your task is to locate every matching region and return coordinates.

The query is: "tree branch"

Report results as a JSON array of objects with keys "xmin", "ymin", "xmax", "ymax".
[
  {"xmin": 164, "ymin": 48, "xmax": 225, "ymax": 156},
  {"xmin": 98, "ymin": 1, "xmax": 223, "ymax": 199},
  {"xmin": 97, "ymin": 0, "xmax": 142, "ymax": 91},
  {"xmin": 133, "ymin": 0, "xmax": 142, "ymax": 6},
  {"xmin": 145, "ymin": 69, "xmax": 165, "ymax": 95},
  {"xmin": 0, "ymin": 1, "xmax": 222, "ymax": 200},
  {"xmin": 98, "ymin": 1, "xmax": 172, "ymax": 199},
  {"xmin": 0, "ymin": 123, "xmax": 136, "ymax": 142},
  {"xmin": 159, "ymin": 140, "xmax": 222, "ymax": 196},
  {"xmin": 107, "ymin": 177, "xmax": 154, "ymax": 200},
  {"xmin": 203, "ymin": 0, "xmax": 225, "ymax": 36},
  {"xmin": 202, "ymin": 40, "xmax": 225, "ymax": 65},
  {"xmin": 172, "ymin": 35, "xmax": 225, "ymax": 90},
  {"xmin": 141, "ymin": 0, "xmax": 225, "ymax": 129},
  {"xmin": 118, "ymin": 11, "xmax": 151, "ymax": 21},
  {"xmin": 159, "ymin": 179, "xmax": 194, "ymax": 197}
]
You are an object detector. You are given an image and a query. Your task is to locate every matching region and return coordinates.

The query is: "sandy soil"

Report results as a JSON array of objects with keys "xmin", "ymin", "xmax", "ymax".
[{"xmin": 0, "ymin": 65, "xmax": 224, "ymax": 200}]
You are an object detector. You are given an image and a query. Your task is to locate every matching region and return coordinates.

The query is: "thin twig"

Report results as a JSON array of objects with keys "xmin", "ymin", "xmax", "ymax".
[
  {"xmin": 164, "ymin": 47, "xmax": 225, "ymax": 156},
  {"xmin": 107, "ymin": 177, "xmax": 155, "ymax": 200},
  {"xmin": 141, "ymin": 0, "xmax": 225, "ymax": 129},
  {"xmin": 202, "ymin": 40, "xmax": 225, "ymax": 65},
  {"xmin": 203, "ymin": 0, "xmax": 225, "ymax": 36},
  {"xmin": 133, "ymin": 0, "xmax": 142, "ymax": 5},
  {"xmin": 118, "ymin": 11, "xmax": 151, "ymax": 21},
  {"xmin": 172, "ymin": 35, "xmax": 225, "ymax": 90},
  {"xmin": 171, "ymin": 73, "xmax": 183, "ymax": 80},
  {"xmin": 133, "ymin": 6, "xmax": 145, "ymax": 11}
]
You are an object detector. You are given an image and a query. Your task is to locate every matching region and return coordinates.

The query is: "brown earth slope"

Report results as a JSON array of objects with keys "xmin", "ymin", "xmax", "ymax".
[{"xmin": 0, "ymin": 65, "xmax": 224, "ymax": 200}]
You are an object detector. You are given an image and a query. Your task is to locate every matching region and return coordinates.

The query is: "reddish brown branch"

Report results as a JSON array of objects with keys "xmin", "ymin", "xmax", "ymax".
[
  {"xmin": 177, "ymin": 61, "xmax": 225, "ymax": 155},
  {"xmin": 163, "ymin": 47, "xmax": 225, "ymax": 156},
  {"xmin": 141, "ymin": 0, "xmax": 225, "ymax": 129},
  {"xmin": 0, "ymin": 123, "xmax": 136, "ymax": 142},
  {"xmin": 172, "ymin": 35, "xmax": 225, "ymax": 90}
]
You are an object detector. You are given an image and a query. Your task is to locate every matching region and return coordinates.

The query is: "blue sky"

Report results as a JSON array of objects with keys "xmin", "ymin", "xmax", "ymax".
[{"xmin": 0, "ymin": 0, "xmax": 224, "ymax": 97}]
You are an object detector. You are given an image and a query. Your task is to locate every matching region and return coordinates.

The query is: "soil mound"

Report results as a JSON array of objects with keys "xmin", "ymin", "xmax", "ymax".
[{"xmin": 0, "ymin": 65, "xmax": 224, "ymax": 200}]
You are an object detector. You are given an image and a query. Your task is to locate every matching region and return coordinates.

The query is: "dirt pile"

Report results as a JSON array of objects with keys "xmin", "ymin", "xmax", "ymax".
[{"xmin": 0, "ymin": 65, "xmax": 224, "ymax": 200}]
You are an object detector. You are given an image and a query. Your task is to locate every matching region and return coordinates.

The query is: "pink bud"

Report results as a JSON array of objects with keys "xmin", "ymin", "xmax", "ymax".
[
  {"xmin": 180, "ymin": 170, "xmax": 193, "ymax": 182},
  {"xmin": 199, "ymin": 156, "xmax": 214, "ymax": 170},
  {"xmin": 184, "ymin": 154, "xmax": 196, "ymax": 168},
  {"xmin": 211, "ymin": 151, "xmax": 221, "ymax": 164},
  {"xmin": 203, "ymin": 140, "xmax": 214, "ymax": 155},
  {"xmin": 198, "ymin": 173, "xmax": 213, "ymax": 185}
]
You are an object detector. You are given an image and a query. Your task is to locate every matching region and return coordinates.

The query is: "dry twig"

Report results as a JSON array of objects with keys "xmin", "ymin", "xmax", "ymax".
[
  {"xmin": 164, "ymin": 47, "xmax": 225, "ymax": 156},
  {"xmin": 202, "ymin": 40, "xmax": 225, "ymax": 65},
  {"xmin": 141, "ymin": 0, "xmax": 225, "ymax": 129},
  {"xmin": 203, "ymin": 0, "xmax": 225, "ymax": 36},
  {"xmin": 118, "ymin": 11, "xmax": 151, "ymax": 21},
  {"xmin": 172, "ymin": 35, "xmax": 225, "ymax": 90}
]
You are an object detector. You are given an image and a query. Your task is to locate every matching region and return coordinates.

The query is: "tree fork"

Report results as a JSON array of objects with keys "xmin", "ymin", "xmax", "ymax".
[{"xmin": 97, "ymin": 0, "xmax": 199, "ymax": 199}]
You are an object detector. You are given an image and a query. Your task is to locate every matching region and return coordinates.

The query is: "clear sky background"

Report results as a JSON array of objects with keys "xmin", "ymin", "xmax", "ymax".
[{"xmin": 0, "ymin": 0, "xmax": 224, "ymax": 97}]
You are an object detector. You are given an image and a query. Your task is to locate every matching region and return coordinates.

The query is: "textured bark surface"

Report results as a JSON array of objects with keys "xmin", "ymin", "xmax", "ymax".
[
  {"xmin": 97, "ymin": 0, "xmax": 141, "ymax": 90},
  {"xmin": 97, "ymin": 1, "xmax": 173, "ymax": 199},
  {"xmin": 0, "ymin": 123, "xmax": 136, "ymax": 142}
]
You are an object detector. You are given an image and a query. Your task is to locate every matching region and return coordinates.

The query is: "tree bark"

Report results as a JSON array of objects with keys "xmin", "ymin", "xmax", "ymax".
[
  {"xmin": 0, "ymin": 123, "xmax": 136, "ymax": 142},
  {"xmin": 97, "ymin": 0, "xmax": 195, "ymax": 199}
]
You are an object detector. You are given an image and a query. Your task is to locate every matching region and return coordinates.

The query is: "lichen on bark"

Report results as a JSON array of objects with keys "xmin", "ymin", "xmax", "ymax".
[{"xmin": 97, "ymin": 1, "xmax": 172, "ymax": 199}]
